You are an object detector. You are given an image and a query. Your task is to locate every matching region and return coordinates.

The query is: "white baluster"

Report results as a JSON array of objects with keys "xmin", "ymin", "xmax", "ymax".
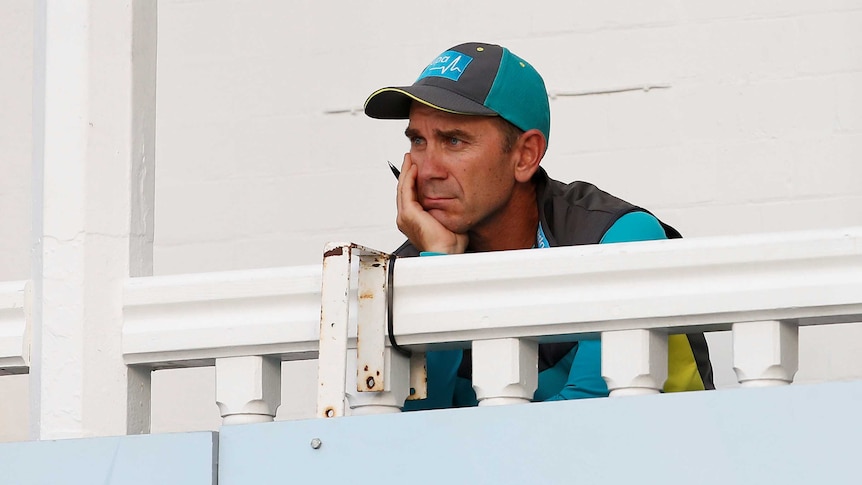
[
  {"xmin": 602, "ymin": 329, "xmax": 668, "ymax": 397},
  {"xmin": 346, "ymin": 347, "xmax": 410, "ymax": 415},
  {"xmin": 216, "ymin": 356, "xmax": 281, "ymax": 425},
  {"xmin": 733, "ymin": 320, "xmax": 798, "ymax": 387},
  {"xmin": 473, "ymin": 338, "xmax": 538, "ymax": 406}
]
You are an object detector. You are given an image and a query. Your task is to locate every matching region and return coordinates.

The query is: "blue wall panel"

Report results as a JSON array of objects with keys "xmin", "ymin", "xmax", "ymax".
[
  {"xmin": 0, "ymin": 431, "xmax": 216, "ymax": 485},
  {"xmin": 219, "ymin": 381, "xmax": 862, "ymax": 485},
  {"xmin": 3, "ymin": 381, "xmax": 860, "ymax": 484}
]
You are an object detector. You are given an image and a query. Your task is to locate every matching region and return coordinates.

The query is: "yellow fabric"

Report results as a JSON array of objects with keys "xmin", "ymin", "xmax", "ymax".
[{"xmin": 664, "ymin": 334, "xmax": 706, "ymax": 392}]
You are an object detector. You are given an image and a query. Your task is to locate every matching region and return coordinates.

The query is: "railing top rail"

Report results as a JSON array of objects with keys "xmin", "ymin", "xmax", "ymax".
[
  {"xmin": 124, "ymin": 264, "xmax": 322, "ymax": 304},
  {"xmin": 393, "ymin": 226, "xmax": 862, "ymax": 346},
  {"xmin": 122, "ymin": 227, "xmax": 862, "ymax": 367},
  {"xmin": 123, "ymin": 266, "xmax": 323, "ymax": 367}
]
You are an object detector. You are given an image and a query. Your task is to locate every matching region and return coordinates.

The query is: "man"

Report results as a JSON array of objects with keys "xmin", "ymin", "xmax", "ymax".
[{"xmin": 364, "ymin": 42, "xmax": 714, "ymax": 409}]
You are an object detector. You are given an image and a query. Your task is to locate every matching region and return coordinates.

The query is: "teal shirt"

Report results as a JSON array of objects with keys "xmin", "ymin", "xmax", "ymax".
[{"xmin": 403, "ymin": 211, "xmax": 667, "ymax": 410}]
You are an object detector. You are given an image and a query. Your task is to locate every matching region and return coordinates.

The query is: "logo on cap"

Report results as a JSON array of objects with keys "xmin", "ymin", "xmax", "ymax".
[{"xmin": 416, "ymin": 51, "xmax": 473, "ymax": 82}]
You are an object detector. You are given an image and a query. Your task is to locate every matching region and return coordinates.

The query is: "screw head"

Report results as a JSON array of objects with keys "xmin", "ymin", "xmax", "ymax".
[
  {"xmin": 366, "ymin": 376, "xmax": 376, "ymax": 389},
  {"xmin": 310, "ymin": 438, "xmax": 322, "ymax": 450}
]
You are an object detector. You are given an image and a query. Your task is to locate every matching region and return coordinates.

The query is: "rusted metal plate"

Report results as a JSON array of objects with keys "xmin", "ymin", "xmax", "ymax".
[
  {"xmin": 317, "ymin": 243, "xmax": 394, "ymax": 418},
  {"xmin": 356, "ymin": 253, "xmax": 387, "ymax": 392}
]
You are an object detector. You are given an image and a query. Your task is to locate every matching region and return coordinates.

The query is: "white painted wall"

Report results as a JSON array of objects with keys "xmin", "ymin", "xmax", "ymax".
[{"xmin": 2, "ymin": 0, "xmax": 862, "ymax": 441}]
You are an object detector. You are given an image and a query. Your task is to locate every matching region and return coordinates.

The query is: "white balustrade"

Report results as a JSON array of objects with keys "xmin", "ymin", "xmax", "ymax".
[
  {"xmin": 473, "ymin": 338, "xmax": 538, "ymax": 406},
  {"xmin": 733, "ymin": 320, "xmax": 799, "ymax": 387},
  {"xmin": 108, "ymin": 227, "xmax": 862, "ymax": 424},
  {"xmin": 602, "ymin": 329, "xmax": 668, "ymax": 397},
  {"xmin": 4, "ymin": 226, "xmax": 862, "ymax": 436},
  {"xmin": 216, "ymin": 356, "xmax": 282, "ymax": 425}
]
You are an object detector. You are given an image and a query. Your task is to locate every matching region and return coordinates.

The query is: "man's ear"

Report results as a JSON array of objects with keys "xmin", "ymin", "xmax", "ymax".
[{"xmin": 513, "ymin": 129, "xmax": 546, "ymax": 183}]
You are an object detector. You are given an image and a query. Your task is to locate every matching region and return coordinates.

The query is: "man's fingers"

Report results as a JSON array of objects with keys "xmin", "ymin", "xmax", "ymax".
[
  {"xmin": 396, "ymin": 153, "xmax": 420, "ymax": 232},
  {"xmin": 398, "ymin": 155, "xmax": 420, "ymax": 212},
  {"xmin": 396, "ymin": 153, "xmax": 410, "ymax": 216}
]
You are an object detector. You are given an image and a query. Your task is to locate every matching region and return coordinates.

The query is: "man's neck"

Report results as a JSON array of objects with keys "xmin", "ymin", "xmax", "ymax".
[{"xmin": 467, "ymin": 183, "xmax": 538, "ymax": 253}]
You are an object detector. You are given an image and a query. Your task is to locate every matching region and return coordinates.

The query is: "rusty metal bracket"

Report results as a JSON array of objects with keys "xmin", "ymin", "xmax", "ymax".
[
  {"xmin": 316, "ymin": 242, "xmax": 397, "ymax": 418},
  {"xmin": 357, "ymin": 251, "xmax": 388, "ymax": 393}
]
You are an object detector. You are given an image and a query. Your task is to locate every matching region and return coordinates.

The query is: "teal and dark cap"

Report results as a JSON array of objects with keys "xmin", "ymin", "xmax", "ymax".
[{"xmin": 364, "ymin": 42, "xmax": 551, "ymax": 143}]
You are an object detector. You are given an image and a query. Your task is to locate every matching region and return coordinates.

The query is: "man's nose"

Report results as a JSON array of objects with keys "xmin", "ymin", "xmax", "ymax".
[{"xmin": 415, "ymin": 146, "xmax": 447, "ymax": 180}]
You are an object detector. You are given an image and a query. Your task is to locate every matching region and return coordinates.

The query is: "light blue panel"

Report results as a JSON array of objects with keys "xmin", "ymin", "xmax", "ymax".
[
  {"xmin": 220, "ymin": 381, "xmax": 862, "ymax": 485},
  {"xmin": 0, "ymin": 431, "xmax": 217, "ymax": 485}
]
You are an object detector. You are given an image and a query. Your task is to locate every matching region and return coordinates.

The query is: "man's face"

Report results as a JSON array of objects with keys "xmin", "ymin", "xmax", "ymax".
[{"xmin": 405, "ymin": 103, "xmax": 519, "ymax": 235}]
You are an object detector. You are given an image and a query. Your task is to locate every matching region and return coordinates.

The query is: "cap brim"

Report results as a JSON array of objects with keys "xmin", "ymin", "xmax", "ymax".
[{"xmin": 364, "ymin": 85, "xmax": 498, "ymax": 120}]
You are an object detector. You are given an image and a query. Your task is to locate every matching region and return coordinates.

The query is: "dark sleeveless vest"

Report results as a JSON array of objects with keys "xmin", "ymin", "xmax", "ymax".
[{"xmin": 393, "ymin": 168, "xmax": 715, "ymax": 390}]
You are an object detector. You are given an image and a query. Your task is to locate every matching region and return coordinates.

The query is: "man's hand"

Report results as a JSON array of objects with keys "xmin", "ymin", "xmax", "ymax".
[{"xmin": 396, "ymin": 154, "xmax": 469, "ymax": 254}]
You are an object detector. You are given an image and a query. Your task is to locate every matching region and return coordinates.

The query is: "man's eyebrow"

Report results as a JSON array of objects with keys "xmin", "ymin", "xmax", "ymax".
[
  {"xmin": 403, "ymin": 127, "xmax": 475, "ymax": 141},
  {"xmin": 435, "ymin": 128, "xmax": 474, "ymax": 142}
]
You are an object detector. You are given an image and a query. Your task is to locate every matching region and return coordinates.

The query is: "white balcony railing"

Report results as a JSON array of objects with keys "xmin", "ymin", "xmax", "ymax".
[{"xmin": 5, "ymin": 226, "xmax": 862, "ymax": 434}]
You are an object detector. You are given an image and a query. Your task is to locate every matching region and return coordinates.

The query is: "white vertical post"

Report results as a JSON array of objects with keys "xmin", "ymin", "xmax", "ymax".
[
  {"xmin": 30, "ymin": 0, "xmax": 157, "ymax": 439},
  {"xmin": 602, "ymin": 329, "xmax": 668, "ymax": 397},
  {"xmin": 733, "ymin": 320, "xmax": 799, "ymax": 387},
  {"xmin": 316, "ymin": 244, "xmax": 352, "ymax": 419},
  {"xmin": 473, "ymin": 338, "xmax": 538, "ymax": 406},
  {"xmin": 216, "ymin": 356, "xmax": 282, "ymax": 425}
]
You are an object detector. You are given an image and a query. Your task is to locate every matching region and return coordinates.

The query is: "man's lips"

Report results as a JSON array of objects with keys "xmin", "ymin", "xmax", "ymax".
[{"xmin": 421, "ymin": 196, "xmax": 456, "ymax": 209}]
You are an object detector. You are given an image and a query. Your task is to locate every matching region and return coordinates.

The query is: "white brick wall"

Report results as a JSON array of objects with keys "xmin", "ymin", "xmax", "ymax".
[{"xmin": 2, "ymin": 0, "xmax": 862, "ymax": 441}]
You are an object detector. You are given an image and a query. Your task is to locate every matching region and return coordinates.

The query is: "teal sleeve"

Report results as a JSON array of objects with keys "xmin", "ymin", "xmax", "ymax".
[
  {"xmin": 542, "ymin": 211, "xmax": 668, "ymax": 402},
  {"xmin": 599, "ymin": 211, "xmax": 667, "ymax": 244},
  {"xmin": 543, "ymin": 340, "xmax": 609, "ymax": 401}
]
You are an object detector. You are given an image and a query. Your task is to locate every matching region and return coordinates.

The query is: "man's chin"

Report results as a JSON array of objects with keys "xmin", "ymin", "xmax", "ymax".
[{"xmin": 427, "ymin": 209, "xmax": 469, "ymax": 234}]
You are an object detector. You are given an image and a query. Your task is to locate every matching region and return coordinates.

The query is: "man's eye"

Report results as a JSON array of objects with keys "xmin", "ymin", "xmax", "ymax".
[
  {"xmin": 411, "ymin": 137, "xmax": 425, "ymax": 146},
  {"xmin": 447, "ymin": 137, "xmax": 461, "ymax": 146}
]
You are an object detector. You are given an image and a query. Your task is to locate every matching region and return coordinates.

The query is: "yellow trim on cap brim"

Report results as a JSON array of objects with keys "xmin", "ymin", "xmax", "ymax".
[{"xmin": 365, "ymin": 87, "xmax": 498, "ymax": 117}]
